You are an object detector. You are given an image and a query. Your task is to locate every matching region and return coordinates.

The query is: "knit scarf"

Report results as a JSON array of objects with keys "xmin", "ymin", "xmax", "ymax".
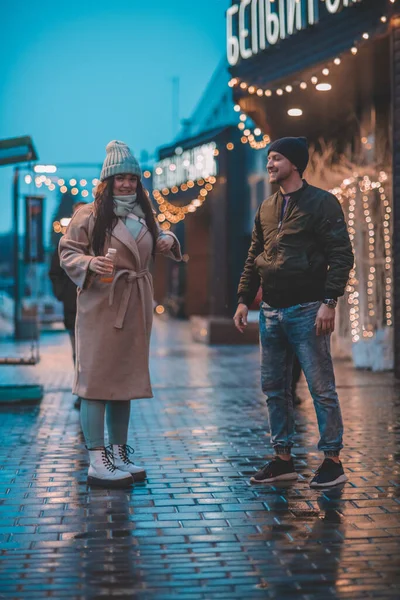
[{"xmin": 113, "ymin": 194, "xmax": 146, "ymax": 240}]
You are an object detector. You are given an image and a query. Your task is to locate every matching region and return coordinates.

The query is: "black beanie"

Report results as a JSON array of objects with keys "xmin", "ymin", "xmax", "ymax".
[{"xmin": 268, "ymin": 137, "xmax": 309, "ymax": 175}]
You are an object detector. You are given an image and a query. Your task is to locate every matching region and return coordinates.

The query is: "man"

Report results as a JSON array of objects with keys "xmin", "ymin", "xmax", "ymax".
[
  {"xmin": 49, "ymin": 202, "xmax": 86, "ymax": 409},
  {"xmin": 234, "ymin": 137, "xmax": 353, "ymax": 488}
]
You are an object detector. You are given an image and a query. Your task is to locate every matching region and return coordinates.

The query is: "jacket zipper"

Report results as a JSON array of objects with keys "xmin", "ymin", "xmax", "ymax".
[{"xmin": 272, "ymin": 197, "xmax": 293, "ymax": 288}]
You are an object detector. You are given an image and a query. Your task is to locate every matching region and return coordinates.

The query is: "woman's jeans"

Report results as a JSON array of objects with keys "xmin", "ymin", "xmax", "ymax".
[
  {"xmin": 80, "ymin": 399, "xmax": 131, "ymax": 449},
  {"xmin": 259, "ymin": 301, "xmax": 343, "ymax": 457}
]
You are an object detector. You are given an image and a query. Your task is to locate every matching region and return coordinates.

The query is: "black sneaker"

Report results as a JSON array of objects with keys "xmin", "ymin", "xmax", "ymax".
[
  {"xmin": 250, "ymin": 457, "xmax": 298, "ymax": 484},
  {"xmin": 310, "ymin": 458, "xmax": 348, "ymax": 488}
]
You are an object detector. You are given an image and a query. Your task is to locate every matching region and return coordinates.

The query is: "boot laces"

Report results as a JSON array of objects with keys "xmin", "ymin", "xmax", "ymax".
[
  {"xmin": 102, "ymin": 447, "xmax": 117, "ymax": 472},
  {"xmin": 107, "ymin": 444, "xmax": 135, "ymax": 466},
  {"xmin": 119, "ymin": 444, "xmax": 135, "ymax": 465}
]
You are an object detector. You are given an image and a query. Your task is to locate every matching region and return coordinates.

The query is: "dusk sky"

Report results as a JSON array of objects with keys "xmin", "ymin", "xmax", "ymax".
[{"xmin": 0, "ymin": 0, "xmax": 230, "ymax": 234}]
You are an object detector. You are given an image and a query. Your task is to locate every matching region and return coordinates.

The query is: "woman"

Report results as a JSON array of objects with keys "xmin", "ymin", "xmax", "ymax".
[{"xmin": 60, "ymin": 140, "xmax": 181, "ymax": 487}]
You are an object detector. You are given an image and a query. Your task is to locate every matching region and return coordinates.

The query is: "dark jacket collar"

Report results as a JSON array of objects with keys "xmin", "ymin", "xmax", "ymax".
[{"xmin": 278, "ymin": 179, "xmax": 308, "ymax": 201}]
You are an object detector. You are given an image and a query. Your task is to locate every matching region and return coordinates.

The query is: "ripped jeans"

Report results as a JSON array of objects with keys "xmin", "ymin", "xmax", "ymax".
[{"xmin": 259, "ymin": 301, "xmax": 343, "ymax": 457}]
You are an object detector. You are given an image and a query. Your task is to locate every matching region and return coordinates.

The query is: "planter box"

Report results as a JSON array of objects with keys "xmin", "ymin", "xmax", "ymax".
[
  {"xmin": 352, "ymin": 328, "xmax": 394, "ymax": 371},
  {"xmin": 190, "ymin": 316, "xmax": 259, "ymax": 345}
]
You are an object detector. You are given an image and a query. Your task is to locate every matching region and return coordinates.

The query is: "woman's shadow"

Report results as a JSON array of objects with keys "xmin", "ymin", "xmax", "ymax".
[{"xmin": 73, "ymin": 486, "xmax": 143, "ymax": 597}]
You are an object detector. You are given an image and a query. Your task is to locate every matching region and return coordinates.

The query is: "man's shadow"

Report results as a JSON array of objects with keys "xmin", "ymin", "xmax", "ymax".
[{"xmin": 264, "ymin": 483, "xmax": 346, "ymax": 597}]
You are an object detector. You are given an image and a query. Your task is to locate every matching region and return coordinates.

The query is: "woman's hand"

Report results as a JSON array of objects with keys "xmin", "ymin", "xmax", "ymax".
[
  {"xmin": 89, "ymin": 256, "xmax": 114, "ymax": 276},
  {"xmin": 156, "ymin": 235, "xmax": 174, "ymax": 253}
]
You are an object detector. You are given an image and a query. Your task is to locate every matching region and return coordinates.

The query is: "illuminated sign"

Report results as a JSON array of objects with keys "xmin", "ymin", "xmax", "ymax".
[
  {"xmin": 227, "ymin": 0, "xmax": 363, "ymax": 66},
  {"xmin": 153, "ymin": 142, "xmax": 217, "ymax": 189}
]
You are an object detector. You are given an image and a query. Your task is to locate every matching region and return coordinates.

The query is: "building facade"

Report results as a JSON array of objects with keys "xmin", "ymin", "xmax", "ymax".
[
  {"xmin": 226, "ymin": 0, "xmax": 399, "ymax": 373},
  {"xmin": 152, "ymin": 60, "xmax": 270, "ymax": 342}
]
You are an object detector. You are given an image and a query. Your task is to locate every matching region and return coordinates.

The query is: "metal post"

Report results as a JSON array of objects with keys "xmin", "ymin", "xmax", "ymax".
[
  {"xmin": 172, "ymin": 77, "xmax": 180, "ymax": 138},
  {"xmin": 392, "ymin": 14, "xmax": 400, "ymax": 378},
  {"xmin": 13, "ymin": 167, "xmax": 20, "ymax": 339}
]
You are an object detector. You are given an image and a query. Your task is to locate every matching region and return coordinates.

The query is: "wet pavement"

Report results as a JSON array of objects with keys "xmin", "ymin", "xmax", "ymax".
[{"xmin": 0, "ymin": 318, "xmax": 399, "ymax": 599}]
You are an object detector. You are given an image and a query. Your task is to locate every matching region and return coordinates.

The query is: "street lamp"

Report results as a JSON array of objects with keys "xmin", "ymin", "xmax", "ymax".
[{"xmin": 0, "ymin": 136, "xmax": 38, "ymax": 166}]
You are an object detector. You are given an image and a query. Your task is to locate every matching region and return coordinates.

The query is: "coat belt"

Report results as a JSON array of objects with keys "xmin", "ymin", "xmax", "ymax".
[{"xmin": 109, "ymin": 269, "xmax": 151, "ymax": 329}]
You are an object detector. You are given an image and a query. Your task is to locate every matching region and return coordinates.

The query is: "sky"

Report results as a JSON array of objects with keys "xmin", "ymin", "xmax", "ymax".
[{"xmin": 0, "ymin": 0, "xmax": 230, "ymax": 234}]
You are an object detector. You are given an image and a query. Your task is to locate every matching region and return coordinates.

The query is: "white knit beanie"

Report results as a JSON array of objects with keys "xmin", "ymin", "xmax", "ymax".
[{"xmin": 100, "ymin": 140, "xmax": 142, "ymax": 181}]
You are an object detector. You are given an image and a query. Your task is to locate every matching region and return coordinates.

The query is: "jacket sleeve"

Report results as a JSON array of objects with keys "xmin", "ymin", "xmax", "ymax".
[
  {"xmin": 59, "ymin": 207, "xmax": 95, "ymax": 289},
  {"xmin": 49, "ymin": 245, "xmax": 68, "ymax": 301},
  {"xmin": 151, "ymin": 200, "xmax": 182, "ymax": 261},
  {"xmin": 237, "ymin": 206, "xmax": 263, "ymax": 306},
  {"xmin": 157, "ymin": 230, "xmax": 182, "ymax": 262},
  {"xmin": 315, "ymin": 193, "xmax": 354, "ymax": 299}
]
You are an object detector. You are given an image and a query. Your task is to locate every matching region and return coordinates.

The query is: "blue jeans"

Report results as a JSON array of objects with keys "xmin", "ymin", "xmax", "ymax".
[{"xmin": 259, "ymin": 301, "xmax": 343, "ymax": 457}]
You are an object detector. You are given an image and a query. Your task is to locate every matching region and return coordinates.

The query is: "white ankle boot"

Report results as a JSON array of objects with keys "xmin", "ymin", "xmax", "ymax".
[
  {"xmin": 110, "ymin": 444, "xmax": 147, "ymax": 482},
  {"xmin": 87, "ymin": 447, "xmax": 133, "ymax": 487}
]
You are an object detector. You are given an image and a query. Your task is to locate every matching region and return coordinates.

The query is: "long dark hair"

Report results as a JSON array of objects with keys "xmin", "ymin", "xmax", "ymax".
[{"xmin": 91, "ymin": 177, "xmax": 159, "ymax": 256}]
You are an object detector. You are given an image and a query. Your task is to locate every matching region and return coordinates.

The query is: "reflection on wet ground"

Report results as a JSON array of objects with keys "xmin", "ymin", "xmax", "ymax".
[{"xmin": 0, "ymin": 320, "xmax": 399, "ymax": 598}]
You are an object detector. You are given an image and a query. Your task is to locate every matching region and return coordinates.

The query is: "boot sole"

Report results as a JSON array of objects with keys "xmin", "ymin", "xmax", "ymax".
[
  {"xmin": 87, "ymin": 475, "xmax": 133, "ymax": 488},
  {"xmin": 309, "ymin": 473, "xmax": 348, "ymax": 488},
  {"xmin": 250, "ymin": 472, "xmax": 298, "ymax": 484},
  {"xmin": 132, "ymin": 471, "xmax": 147, "ymax": 483}
]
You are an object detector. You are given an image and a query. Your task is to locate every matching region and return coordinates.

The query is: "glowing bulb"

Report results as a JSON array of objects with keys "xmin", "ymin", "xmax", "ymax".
[
  {"xmin": 288, "ymin": 108, "xmax": 303, "ymax": 117},
  {"xmin": 316, "ymin": 83, "xmax": 332, "ymax": 91}
]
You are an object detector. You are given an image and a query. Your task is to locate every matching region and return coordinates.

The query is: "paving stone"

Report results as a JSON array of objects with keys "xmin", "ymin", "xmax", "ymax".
[{"xmin": 0, "ymin": 323, "xmax": 399, "ymax": 599}]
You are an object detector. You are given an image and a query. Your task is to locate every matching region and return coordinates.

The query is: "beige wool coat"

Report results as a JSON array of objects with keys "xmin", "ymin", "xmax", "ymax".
[{"xmin": 59, "ymin": 203, "xmax": 181, "ymax": 401}]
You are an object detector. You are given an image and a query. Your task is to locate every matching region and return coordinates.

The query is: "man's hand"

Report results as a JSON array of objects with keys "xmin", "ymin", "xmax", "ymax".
[
  {"xmin": 233, "ymin": 303, "xmax": 249, "ymax": 333},
  {"xmin": 315, "ymin": 303, "xmax": 335, "ymax": 336}
]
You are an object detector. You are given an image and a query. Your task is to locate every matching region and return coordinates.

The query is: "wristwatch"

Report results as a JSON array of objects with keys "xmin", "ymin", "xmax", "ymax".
[{"xmin": 323, "ymin": 298, "xmax": 337, "ymax": 309}]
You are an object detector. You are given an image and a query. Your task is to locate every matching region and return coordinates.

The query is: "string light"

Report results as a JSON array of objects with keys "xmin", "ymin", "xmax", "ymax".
[
  {"xmin": 332, "ymin": 173, "xmax": 392, "ymax": 343},
  {"xmin": 152, "ymin": 175, "xmax": 217, "ymax": 226},
  {"xmin": 228, "ymin": 12, "xmax": 389, "ymax": 99},
  {"xmin": 235, "ymin": 112, "xmax": 270, "ymax": 149}
]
